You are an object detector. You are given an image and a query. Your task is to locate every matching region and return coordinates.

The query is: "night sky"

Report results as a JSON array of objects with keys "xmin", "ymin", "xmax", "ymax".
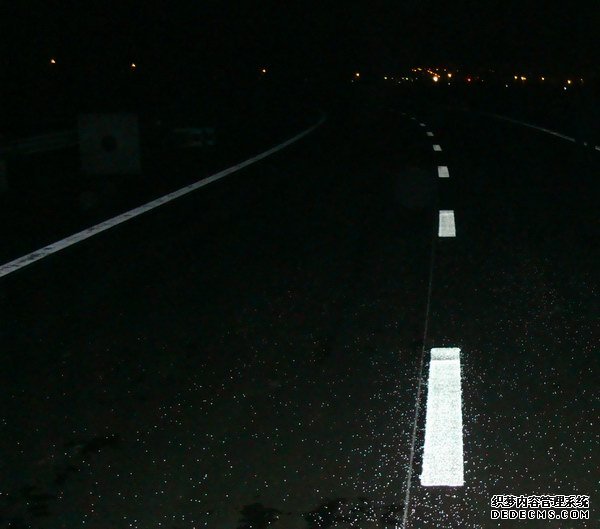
[{"xmin": 4, "ymin": 1, "xmax": 599, "ymax": 79}]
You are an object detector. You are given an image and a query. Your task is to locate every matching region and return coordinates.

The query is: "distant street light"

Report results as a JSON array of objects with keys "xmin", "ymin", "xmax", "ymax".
[{"xmin": 50, "ymin": 58, "xmax": 56, "ymax": 65}]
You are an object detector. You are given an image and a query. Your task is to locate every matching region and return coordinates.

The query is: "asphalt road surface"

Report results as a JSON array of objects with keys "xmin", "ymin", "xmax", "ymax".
[{"xmin": 1, "ymin": 96, "xmax": 597, "ymax": 528}]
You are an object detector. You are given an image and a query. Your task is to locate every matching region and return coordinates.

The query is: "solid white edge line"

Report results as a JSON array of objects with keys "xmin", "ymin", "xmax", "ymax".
[
  {"xmin": 438, "ymin": 210, "xmax": 456, "ymax": 237},
  {"xmin": 420, "ymin": 347, "xmax": 464, "ymax": 487},
  {"xmin": 433, "ymin": 144, "xmax": 442, "ymax": 151},
  {"xmin": 0, "ymin": 116, "xmax": 327, "ymax": 279},
  {"xmin": 437, "ymin": 166, "xmax": 450, "ymax": 178},
  {"xmin": 482, "ymin": 112, "xmax": 576, "ymax": 143}
]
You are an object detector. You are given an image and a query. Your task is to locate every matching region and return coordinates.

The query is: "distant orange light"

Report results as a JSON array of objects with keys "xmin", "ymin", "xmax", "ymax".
[
  {"xmin": 467, "ymin": 77, "xmax": 472, "ymax": 82},
  {"xmin": 433, "ymin": 75, "xmax": 439, "ymax": 82},
  {"xmin": 567, "ymin": 79, "xmax": 572, "ymax": 84},
  {"xmin": 541, "ymin": 76, "xmax": 545, "ymax": 81},
  {"xmin": 521, "ymin": 76, "xmax": 526, "ymax": 81},
  {"xmin": 131, "ymin": 63, "xmax": 136, "ymax": 69},
  {"xmin": 50, "ymin": 58, "xmax": 56, "ymax": 65},
  {"xmin": 355, "ymin": 72, "xmax": 360, "ymax": 77},
  {"xmin": 447, "ymin": 72, "xmax": 452, "ymax": 78},
  {"xmin": 262, "ymin": 68, "xmax": 267, "ymax": 74}
]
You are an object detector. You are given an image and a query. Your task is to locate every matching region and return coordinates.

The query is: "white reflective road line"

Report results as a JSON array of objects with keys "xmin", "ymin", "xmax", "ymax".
[
  {"xmin": 411, "ymin": 117, "xmax": 417, "ymax": 121},
  {"xmin": 482, "ymin": 112, "xmax": 576, "ymax": 143},
  {"xmin": 438, "ymin": 166, "xmax": 450, "ymax": 178},
  {"xmin": 0, "ymin": 116, "xmax": 326, "ymax": 279},
  {"xmin": 421, "ymin": 347, "xmax": 464, "ymax": 487},
  {"xmin": 438, "ymin": 210, "xmax": 456, "ymax": 237},
  {"xmin": 595, "ymin": 145, "xmax": 600, "ymax": 152},
  {"xmin": 427, "ymin": 132, "xmax": 434, "ymax": 137},
  {"xmin": 420, "ymin": 123, "xmax": 426, "ymax": 127},
  {"xmin": 433, "ymin": 144, "xmax": 442, "ymax": 151}
]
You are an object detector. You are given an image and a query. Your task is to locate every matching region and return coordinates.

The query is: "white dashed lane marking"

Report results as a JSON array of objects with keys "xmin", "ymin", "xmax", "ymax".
[
  {"xmin": 427, "ymin": 132, "xmax": 434, "ymax": 137},
  {"xmin": 438, "ymin": 166, "xmax": 450, "ymax": 178},
  {"xmin": 420, "ymin": 348, "xmax": 464, "ymax": 487},
  {"xmin": 438, "ymin": 210, "xmax": 456, "ymax": 237},
  {"xmin": 433, "ymin": 144, "xmax": 442, "ymax": 152},
  {"xmin": 0, "ymin": 117, "xmax": 326, "ymax": 279},
  {"xmin": 420, "ymin": 123, "xmax": 426, "ymax": 127}
]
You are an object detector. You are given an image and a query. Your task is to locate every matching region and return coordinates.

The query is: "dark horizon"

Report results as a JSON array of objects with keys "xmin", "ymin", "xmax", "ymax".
[{"xmin": 3, "ymin": 1, "xmax": 599, "ymax": 81}]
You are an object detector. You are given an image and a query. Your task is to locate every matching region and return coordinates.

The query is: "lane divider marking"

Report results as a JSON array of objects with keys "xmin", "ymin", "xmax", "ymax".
[
  {"xmin": 438, "ymin": 210, "xmax": 456, "ymax": 237},
  {"xmin": 0, "ymin": 116, "xmax": 327, "ymax": 279},
  {"xmin": 427, "ymin": 132, "xmax": 434, "ymax": 137},
  {"xmin": 438, "ymin": 166, "xmax": 450, "ymax": 178},
  {"xmin": 433, "ymin": 145, "xmax": 442, "ymax": 152},
  {"xmin": 420, "ymin": 347, "xmax": 464, "ymax": 487}
]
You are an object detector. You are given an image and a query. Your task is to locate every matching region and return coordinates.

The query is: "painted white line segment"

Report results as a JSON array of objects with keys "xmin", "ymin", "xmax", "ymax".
[
  {"xmin": 482, "ymin": 112, "xmax": 576, "ymax": 143},
  {"xmin": 595, "ymin": 145, "xmax": 600, "ymax": 152},
  {"xmin": 433, "ymin": 144, "xmax": 442, "ymax": 151},
  {"xmin": 438, "ymin": 166, "xmax": 450, "ymax": 178},
  {"xmin": 0, "ymin": 117, "xmax": 326, "ymax": 279},
  {"xmin": 426, "ymin": 132, "xmax": 434, "ymax": 137},
  {"xmin": 438, "ymin": 210, "xmax": 456, "ymax": 237},
  {"xmin": 421, "ymin": 347, "xmax": 464, "ymax": 487},
  {"xmin": 420, "ymin": 123, "xmax": 426, "ymax": 127}
]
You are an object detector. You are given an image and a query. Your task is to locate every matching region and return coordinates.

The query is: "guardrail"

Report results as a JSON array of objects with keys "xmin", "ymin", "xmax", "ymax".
[
  {"xmin": 2, "ymin": 126, "xmax": 217, "ymax": 157},
  {"xmin": 3, "ymin": 130, "xmax": 79, "ymax": 155}
]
